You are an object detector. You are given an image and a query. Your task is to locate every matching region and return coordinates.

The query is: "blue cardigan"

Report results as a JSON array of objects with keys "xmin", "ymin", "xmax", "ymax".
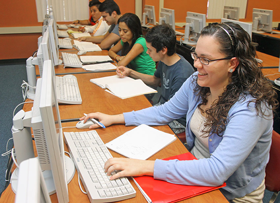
[{"xmin": 123, "ymin": 72, "xmax": 273, "ymax": 200}]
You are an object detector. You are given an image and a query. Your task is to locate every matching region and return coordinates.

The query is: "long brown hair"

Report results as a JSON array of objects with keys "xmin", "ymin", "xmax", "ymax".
[{"xmin": 194, "ymin": 22, "xmax": 278, "ymax": 137}]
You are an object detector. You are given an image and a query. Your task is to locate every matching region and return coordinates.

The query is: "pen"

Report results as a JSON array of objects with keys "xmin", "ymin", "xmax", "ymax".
[{"xmin": 84, "ymin": 113, "xmax": 106, "ymax": 128}]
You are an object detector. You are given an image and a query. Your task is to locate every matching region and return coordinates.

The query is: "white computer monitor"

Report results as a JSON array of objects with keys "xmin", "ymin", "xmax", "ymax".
[
  {"xmin": 37, "ymin": 37, "xmax": 44, "ymax": 77},
  {"xmin": 31, "ymin": 60, "xmax": 75, "ymax": 202},
  {"xmin": 15, "ymin": 158, "xmax": 51, "ymax": 203},
  {"xmin": 223, "ymin": 6, "xmax": 239, "ymax": 21},
  {"xmin": 221, "ymin": 18, "xmax": 252, "ymax": 39},
  {"xmin": 159, "ymin": 8, "xmax": 176, "ymax": 31},
  {"xmin": 182, "ymin": 12, "xmax": 206, "ymax": 45},
  {"xmin": 252, "ymin": 8, "xmax": 273, "ymax": 33},
  {"xmin": 142, "ymin": 5, "xmax": 156, "ymax": 26},
  {"xmin": 47, "ymin": 18, "xmax": 61, "ymax": 66},
  {"xmin": 41, "ymin": 27, "xmax": 53, "ymax": 63}
]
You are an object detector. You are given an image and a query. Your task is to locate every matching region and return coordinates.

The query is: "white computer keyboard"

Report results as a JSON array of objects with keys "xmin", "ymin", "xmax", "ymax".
[
  {"xmin": 59, "ymin": 38, "xmax": 73, "ymax": 49},
  {"xmin": 64, "ymin": 131, "xmax": 136, "ymax": 203},
  {"xmin": 57, "ymin": 30, "xmax": 69, "ymax": 38},
  {"xmin": 57, "ymin": 24, "xmax": 68, "ymax": 30},
  {"xmin": 55, "ymin": 75, "xmax": 82, "ymax": 104},
  {"xmin": 61, "ymin": 52, "xmax": 83, "ymax": 68}
]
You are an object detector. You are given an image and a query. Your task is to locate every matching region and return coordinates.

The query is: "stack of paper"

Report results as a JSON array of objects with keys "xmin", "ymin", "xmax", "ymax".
[
  {"xmin": 73, "ymin": 40, "xmax": 102, "ymax": 52},
  {"xmin": 71, "ymin": 32, "xmax": 91, "ymax": 39},
  {"xmin": 105, "ymin": 124, "xmax": 176, "ymax": 160},
  {"xmin": 90, "ymin": 75, "xmax": 157, "ymax": 99},
  {"xmin": 82, "ymin": 63, "xmax": 117, "ymax": 72},
  {"xmin": 80, "ymin": 55, "xmax": 112, "ymax": 64}
]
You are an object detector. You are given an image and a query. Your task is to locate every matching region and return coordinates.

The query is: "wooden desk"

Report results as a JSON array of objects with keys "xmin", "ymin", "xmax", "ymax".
[{"xmin": 0, "ymin": 70, "xmax": 228, "ymax": 203}]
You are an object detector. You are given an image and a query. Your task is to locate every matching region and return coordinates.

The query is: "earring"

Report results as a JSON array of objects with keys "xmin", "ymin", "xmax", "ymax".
[{"xmin": 229, "ymin": 69, "xmax": 233, "ymax": 73}]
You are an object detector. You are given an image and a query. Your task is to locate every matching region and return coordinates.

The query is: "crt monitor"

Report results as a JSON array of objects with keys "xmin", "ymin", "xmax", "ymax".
[
  {"xmin": 182, "ymin": 12, "xmax": 206, "ymax": 45},
  {"xmin": 221, "ymin": 18, "xmax": 252, "ymax": 39},
  {"xmin": 252, "ymin": 8, "xmax": 273, "ymax": 33},
  {"xmin": 159, "ymin": 8, "xmax": 176, "ymax": 31},
  {"xmin": 142, "ymin": 5, "xmax": 156, "ymax": 26},
  {"xmin": 31, "ymin": 59, "xmax": 75, "ymax": 202},
  {"xmin": 223, "ymin": 6, "xmax": 239, "ymax": 21},
  {"xmin": 15, "ymin": 157, "xmax": 51, "ymax": 203}
]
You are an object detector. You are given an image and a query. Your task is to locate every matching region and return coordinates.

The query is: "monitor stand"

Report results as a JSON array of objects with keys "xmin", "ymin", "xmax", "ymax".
[{"xmin": 10, "ymin": 155, "xmax": 75, "ymax": 195}]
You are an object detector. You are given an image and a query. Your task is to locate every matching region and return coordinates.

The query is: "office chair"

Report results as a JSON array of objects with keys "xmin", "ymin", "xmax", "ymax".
[{"xmin": 265, "ymin": 130, "xmax": 280, "ymax": 203}]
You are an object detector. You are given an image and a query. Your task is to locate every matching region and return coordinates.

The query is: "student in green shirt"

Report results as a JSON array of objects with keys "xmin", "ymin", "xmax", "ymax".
[{"xmin": 108, "ymin": 13, "xmax": 156, "ymax": 75}]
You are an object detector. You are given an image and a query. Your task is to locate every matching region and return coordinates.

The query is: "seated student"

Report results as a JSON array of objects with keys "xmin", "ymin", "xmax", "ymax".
[
  {"xmin": 77, "ymin": 0, "xmax": 109, "ymax": 36},
  {"xmin": 81, "ymin": 22, "xmax": 279, "ymax": 202},
  {"xmin": 78, "ymin": 0, "xmax": 121, "ymax": 50},
  {"xmin": 116, "ymin": 24, "xmax": 194, "ymax": 133},
  {"xmin": 73, "ymin": 0, "xmax": 98, "ymax": 26},
  {"xmin": 109, "ymin": 13, "xmax": 156, "ymax": 75}
]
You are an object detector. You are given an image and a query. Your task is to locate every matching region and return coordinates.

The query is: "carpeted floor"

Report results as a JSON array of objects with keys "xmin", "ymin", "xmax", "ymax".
[{"xmin": 0, "ymin": 59, "xmax": 27, "ymax": 196}]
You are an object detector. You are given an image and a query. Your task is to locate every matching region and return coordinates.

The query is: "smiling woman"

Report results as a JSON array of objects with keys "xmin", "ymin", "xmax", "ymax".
[
  {"xmin": 108, "ymin": 13, "xmax": 156, "ymax": 75},
  {"xmin": 83, "ymin": 22, "xmax": 278, "ymax": 203}
]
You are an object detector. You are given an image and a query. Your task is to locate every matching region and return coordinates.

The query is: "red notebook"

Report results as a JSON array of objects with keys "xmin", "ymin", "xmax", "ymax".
[{"xmin": 133, "ymin": 153, "xmax": 226, "ymax": 203}]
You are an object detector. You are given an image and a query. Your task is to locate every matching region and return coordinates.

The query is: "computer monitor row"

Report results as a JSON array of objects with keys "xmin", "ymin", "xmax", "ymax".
[
  {"xmin": 142, "ymin": 5, "xmax": 274, "ymax": 45},
  {"xmin": 14, "ymin": 10, "xmax": 76, "ymax": 201},
  {"xmin": 14, "ymin": 59, "xmax": 75, "ymax": 203}
]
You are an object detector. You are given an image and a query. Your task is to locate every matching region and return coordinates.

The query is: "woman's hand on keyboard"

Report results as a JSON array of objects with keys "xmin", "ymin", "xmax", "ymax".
[
  {"xmin": 80, "ymin": 112, "xmax": 125, "ymax": 129},
  {"xmin": 104, "ymin": 158, "xmax": 155, "ymax": 180}
]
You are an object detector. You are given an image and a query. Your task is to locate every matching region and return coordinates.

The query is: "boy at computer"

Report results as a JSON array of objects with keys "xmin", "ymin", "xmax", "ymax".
[
  {"xmin": 116, "ymin": 24, "xmax": 194, "ymax": 134},
  {"xmin": 77, "ymin": 0, "xmax": 109, "ymax": 37},
  {"xmin": 77, "ymin": 0, "xmax": 121, "ymax": 50}
]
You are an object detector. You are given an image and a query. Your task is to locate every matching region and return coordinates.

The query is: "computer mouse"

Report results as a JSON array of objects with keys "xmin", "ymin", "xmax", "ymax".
[
  {"xmin": 76, "ymin": 120, "xmax": 94, "ymax": 129},
  {"xmin": 274, "ymin": 77, "xmax": 280, "ymax": 86}
]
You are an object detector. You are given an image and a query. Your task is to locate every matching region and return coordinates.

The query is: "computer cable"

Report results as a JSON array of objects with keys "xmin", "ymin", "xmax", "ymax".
[
  {"xmin": 64, "ymin": 150, "xmax": 87, "ymax": 194},
  {"xmin": 21, "ymin": 80, "xmax": 36, "ymax": 101},
  {"xmin": 78, "ymin": 173, "xmax": 87, "ymax": 194},
  {"xmin": 13, "ymin": 101, "xmax": 33, "ymax": 117}
]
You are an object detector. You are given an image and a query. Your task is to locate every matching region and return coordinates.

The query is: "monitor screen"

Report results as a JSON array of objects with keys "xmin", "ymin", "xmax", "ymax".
[
  {"xmin": 221, "ymin": 18, "xmax": 252, "ymax": 39},
  {"xmin": 223, "ymin": 6, "xmax": 239, "ymax": 21},
  {"xmin": 252, "ymin": 8, "xmax": 273, "ymax": 33},
  {"xmin": 159, "ymin": 8, "xmax": 175, "ymax": 31}
]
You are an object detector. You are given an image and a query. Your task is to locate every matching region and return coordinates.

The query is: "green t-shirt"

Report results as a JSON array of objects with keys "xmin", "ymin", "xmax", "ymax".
[{"xmin": 121, "ymin": 37, "xmax": 156, "ymax": 75}]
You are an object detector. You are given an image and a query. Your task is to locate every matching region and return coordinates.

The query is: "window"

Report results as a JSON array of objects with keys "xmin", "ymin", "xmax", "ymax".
[{"xmin": 35, "ymin": 0, "xmax": 89, "ymax": 22}]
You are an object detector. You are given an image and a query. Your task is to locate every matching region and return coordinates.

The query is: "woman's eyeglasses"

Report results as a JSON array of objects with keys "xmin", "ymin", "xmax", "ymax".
[{"xmin": 191, "ymin": 52, "xmax": 232, "ymax": 65}]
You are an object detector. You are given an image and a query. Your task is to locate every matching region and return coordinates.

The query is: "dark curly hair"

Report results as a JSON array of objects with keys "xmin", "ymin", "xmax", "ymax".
[{"xmin": 194, "ymin": 22, "xmax": 278, "ymax": 137}]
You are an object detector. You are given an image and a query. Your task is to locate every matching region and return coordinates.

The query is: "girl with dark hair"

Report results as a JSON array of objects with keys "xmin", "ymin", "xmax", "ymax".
[
  {"xmin": 108, "ymin": 13, "xmax": 156, "ymax": 75},
  {"xmin": 82, "ymin": 22, "xmax": 278, "ymax": 202}
]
